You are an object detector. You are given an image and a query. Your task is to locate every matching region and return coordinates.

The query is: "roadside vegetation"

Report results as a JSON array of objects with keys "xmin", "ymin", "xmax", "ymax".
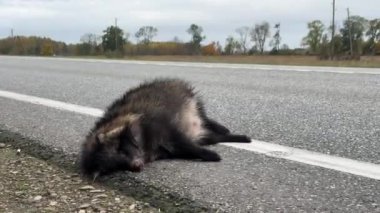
[{"xmin": 0, "ymin": 15, "xmax": 379, "ymax": 67}]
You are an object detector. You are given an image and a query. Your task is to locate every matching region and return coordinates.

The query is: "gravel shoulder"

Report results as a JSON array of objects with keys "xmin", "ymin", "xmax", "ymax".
[
  {"xmin": 0, "ymin": 143, "xmax": 160, "ymax": 213},
  {"xmin": 0, "ymin": 128, "xmax": 212, "ymax": 213}
]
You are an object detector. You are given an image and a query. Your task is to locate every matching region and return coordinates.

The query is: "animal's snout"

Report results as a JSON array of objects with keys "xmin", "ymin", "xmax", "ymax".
[{"xmin": 130, "ymin": 159, "xmax": 144, "ymax": 172}]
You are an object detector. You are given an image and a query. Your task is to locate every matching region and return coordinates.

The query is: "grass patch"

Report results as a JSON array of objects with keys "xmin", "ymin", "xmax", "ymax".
[{"xmin": 68, "ymin": 55, "xmax": 380, "ymax": 68}]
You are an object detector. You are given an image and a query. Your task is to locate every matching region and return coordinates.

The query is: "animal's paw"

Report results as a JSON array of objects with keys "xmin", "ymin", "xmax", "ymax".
[
  {"xmin": 234, "ymin": 135, "xmax": 251, "ymax": 143},
  {"xmin": 130, "ymin": 159, "xmax": 144, "ymax": 172},
  {"xmin": 200, "ymin": 149, "xmax": 221, "ymax": 162},
  {"xmin": 217, "ymin": 126, "xmax": 231, "ymax": 135},
  {"xmin": 240, "ymin": 135, "xmax": 252, "ymax": 143}
]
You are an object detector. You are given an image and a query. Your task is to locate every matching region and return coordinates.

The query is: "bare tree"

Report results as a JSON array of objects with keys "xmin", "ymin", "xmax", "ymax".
[
  {"xmin": 270, "ymin": 23, "xmax": 281, "ymax": 52},
  {"xmin": 80, "ymin": 33, "xmax": 98, "ymax": 46},
  {"xmin": 250, "ymin": 22, "xmax": 270, "ymax": 54},
  {"xmin": 135, "ymin": 26, "xmax": 158, "ymax": 44},
  {"xmin": 79, "ymin": 33, "xmax": 100, "ymax": 55},
  {"xmin": 235, "ymin": 26, "xmax": 250, "ymax": 54},
  {"xmin": 224, "ymin": 36, "xmax": 241, "ymax": 55}
]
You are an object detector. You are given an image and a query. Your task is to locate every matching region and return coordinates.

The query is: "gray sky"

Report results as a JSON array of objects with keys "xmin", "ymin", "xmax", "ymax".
[{"xmin": 0, "ymin": 0, "xmax": 378, "ymax": 48}]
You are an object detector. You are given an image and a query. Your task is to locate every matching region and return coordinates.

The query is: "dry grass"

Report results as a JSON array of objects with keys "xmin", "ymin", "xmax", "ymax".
[
  {"xmin": 119, "ymin": 55, "xmax": 380, "ymax": 68},
  {"xmin": 69, "ymin": 55, "xmax": 380, "ymax": 68}
]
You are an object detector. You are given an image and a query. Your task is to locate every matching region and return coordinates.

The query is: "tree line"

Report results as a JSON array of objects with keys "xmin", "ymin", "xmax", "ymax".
[
  {"xmin": 302, "ymin": 16, "xmax": 380, "ymax": 59},
  {"xmin": 0, "ymin": 17, "xmax": 379, "ymax": 58},
  {"xmin": 77, "ymin": 24, "xmax": 217, "ymax": 56}
]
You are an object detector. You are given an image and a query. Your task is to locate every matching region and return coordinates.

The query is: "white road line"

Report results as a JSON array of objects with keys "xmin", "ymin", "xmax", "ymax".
[
  {"xmin": 1, "ymin": 89, "xmax": 380, "ymax": 180},
  {"xmin": 0, "ymin": 90, "xmax": 103, "ymax": 117},
  {"xmin": 224, "ymin": 142, "xmax": 380, "ymax": 180},
  {"xmin": 1, "ymin": 55, "xmax": 380, "ymax": 75}
]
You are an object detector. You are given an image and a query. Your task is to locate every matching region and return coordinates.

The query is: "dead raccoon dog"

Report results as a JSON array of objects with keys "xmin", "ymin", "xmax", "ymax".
[{"xmin": 80, "ymin": 78, "xmax": 251, "ymax": 177}]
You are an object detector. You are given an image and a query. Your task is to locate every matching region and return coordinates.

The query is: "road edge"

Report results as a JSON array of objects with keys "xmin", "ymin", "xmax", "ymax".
[{"xmin": 0, "ymin": 127, "xmax": 214, "ymax": 213}]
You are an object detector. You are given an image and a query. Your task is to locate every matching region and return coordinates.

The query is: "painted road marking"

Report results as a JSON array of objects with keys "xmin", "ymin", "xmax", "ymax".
[
  {"xmin": 1, "ymin": 89, "xmax": 380, "ymax": 180},
  {"xmin": 1, "ymin": 55, "xmax": 380, "ymax": 75},
  {"xmin": 0, "ymin": 90, "xmax": 103, "ymax": 117}
]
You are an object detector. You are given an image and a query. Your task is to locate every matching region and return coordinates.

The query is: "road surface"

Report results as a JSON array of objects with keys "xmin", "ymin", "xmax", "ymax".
[{"xmin": 0, "ymin": 56, "xmax": 379, "ymax": 212}]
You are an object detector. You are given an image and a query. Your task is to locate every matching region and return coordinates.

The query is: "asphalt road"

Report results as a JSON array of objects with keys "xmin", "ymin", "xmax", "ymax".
[{"xmin": 0, "ymin": 56, "xmax": 379, "ymax": 212}]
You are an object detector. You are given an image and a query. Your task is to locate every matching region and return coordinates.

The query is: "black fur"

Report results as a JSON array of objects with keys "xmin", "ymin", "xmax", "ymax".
[{"xmin": 80, "ymin": 78, "xmax": 251, "ymax": 177}]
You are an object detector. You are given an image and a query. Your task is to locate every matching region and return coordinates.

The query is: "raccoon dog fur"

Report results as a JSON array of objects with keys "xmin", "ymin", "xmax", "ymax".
[{"xmin": 80, "ymin": 78, "xmax": 251, "ymax": 177}]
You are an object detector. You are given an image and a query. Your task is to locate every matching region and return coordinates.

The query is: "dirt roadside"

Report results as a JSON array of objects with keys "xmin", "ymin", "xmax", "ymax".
[
  {"xmin": 0, "ymin": 128, "xmax": 211, "ymax": 213},
  {"xmin": 0, "ymin": 143, "xmax": 160, "ymax": 213}
]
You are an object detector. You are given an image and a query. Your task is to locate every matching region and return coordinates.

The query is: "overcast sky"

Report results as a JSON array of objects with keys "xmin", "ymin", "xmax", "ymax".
[{"xmin": 0, "ymin": 0, "xmax": 378, "ymax": 48}]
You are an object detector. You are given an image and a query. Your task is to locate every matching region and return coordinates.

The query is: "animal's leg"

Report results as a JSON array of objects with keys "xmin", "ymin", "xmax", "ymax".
[{"xmin": 198, "ymin": 133, "xmax": 251, "ymax": 145}]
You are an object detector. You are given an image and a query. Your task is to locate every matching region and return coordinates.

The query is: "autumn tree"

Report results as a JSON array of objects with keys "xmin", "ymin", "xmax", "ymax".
[
  {"xmin": 135, "ymin": 26, "xmax": 158, "ymax": 44},
  {"xmin": 0, "ymin": 36, "xmax": 68, "ymax": 56},
  {"xmin": 40, "ymin": 41, "xmax": 54, "ymax": 56},
  {"xmin": 302, "ymin": 20, "xmax": 325, "ymax": 54},
  {"xmin": 187, "ymin": 24, "xmax": 205, "ymax": 54},
  {"xmin": 201, "ymin": 42, "xmax": 219, "ymax": 55},
  {"xmin": 101, "ymin": 26, "xmax": 125, "ymax": 52},
  {"xmin": 250, "ymin": 22, "xmax": 270, "ymax": 54},
  {"xmin": 235, "ymin": 26, "xmax": 250, "ymax": 54}
]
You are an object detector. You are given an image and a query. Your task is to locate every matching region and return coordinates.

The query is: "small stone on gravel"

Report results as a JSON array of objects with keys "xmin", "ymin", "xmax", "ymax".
[
  {"xmin": 49, "ymin": 201, "xmax": 57, "ymax": 206},
  {"xmin": 0, "ymin": 145, "xmax": 160, "ymax": 212},
  {"xmin": 129, "ymin": 204, "xmax": 136, "ymax": 210},
  {"xmin": 94, "ymin": 194, "xmax": 108, "ymax": 199},
  {"xmin": 44, "ymin": 207, "xmax": 56, "ymax": 211},
  {"xmin": 89, "ymin": 189, "xmax": 104, "ymax": 193},
  {"xmin": 33, "ymin": 195, "xmax": 42, "ymax": 202},
  {"xmin": 79, "ymin": 185, "xmax": 95, "ymax": 190},
  {"xmin": 0, "ymin": 143, "xmax": 6, "ymax": 148},
  {"xmin": 79, "ymin": 203, "xmax": 91, "ymax": 209}
]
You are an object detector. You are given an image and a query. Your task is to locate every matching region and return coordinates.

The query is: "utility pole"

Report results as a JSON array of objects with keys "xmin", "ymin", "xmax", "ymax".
[
  {"xmin": 347, "ymin": 8, "xmax": 354, "ymax": 57},
  {"xmin": 115, "ymin": 18, "xmax": 118, "ymax": 51},
  {"xmin": 11, "ymin": 28, "xmax": 14, "ymax": 38},
  {"xmin": 331, "ymin": 0, "xmax": 336, "ymax": 60}
]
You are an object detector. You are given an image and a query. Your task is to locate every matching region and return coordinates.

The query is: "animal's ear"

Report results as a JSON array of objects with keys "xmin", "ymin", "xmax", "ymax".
[
  {"xmin": 96, "ymin": 126, "xmax": 124, "ymax": 144},
  {"xmin": 96, "ymin": 133, "xmax": 105, "ymax": 144},
  {"xmin": 129, "ymin": 114, "xmax": 142, "ymax": 142}
]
